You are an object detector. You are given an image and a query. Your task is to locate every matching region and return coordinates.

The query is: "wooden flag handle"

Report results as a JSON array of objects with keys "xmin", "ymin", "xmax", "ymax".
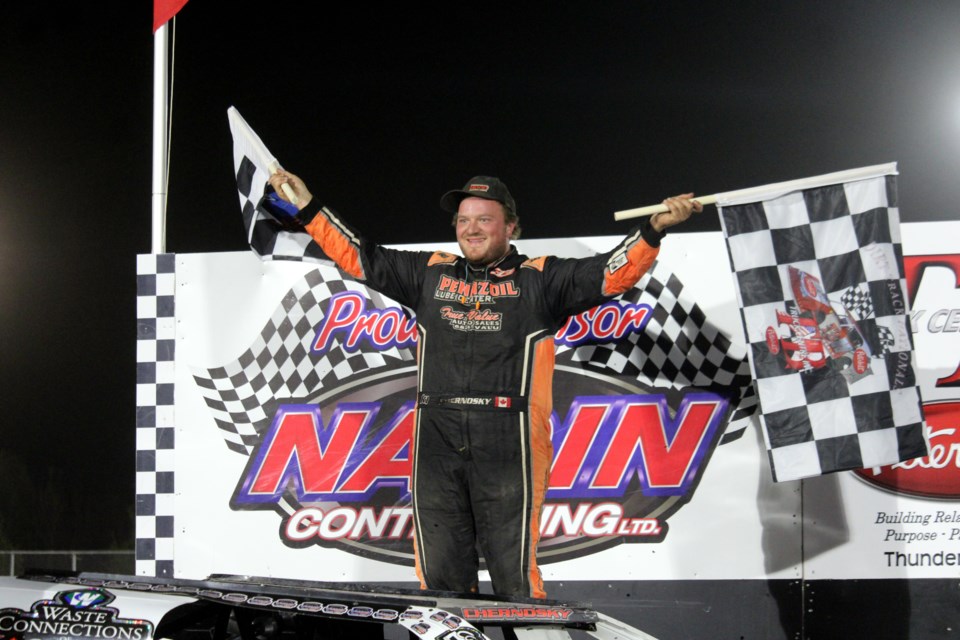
[
  {"xmin": 614, "ymin": 164, "xmax": 899, "ymax": 221},
  {"xmin": 614, "ymin": 195, "xmax": 717, "ymax": 221},
  {"xmin": 268, "ymin": 161, "xmax": 300, "ymax": 206}
]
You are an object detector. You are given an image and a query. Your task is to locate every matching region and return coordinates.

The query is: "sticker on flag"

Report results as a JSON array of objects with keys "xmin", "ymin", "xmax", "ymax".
[{"xmin": 717, "ymin": 163, "xmax": 928, "ymax": 482}]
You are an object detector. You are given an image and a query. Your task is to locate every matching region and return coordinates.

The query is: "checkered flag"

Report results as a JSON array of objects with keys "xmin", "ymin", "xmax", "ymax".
[
  {"xmin": 875, "ymin": 325, "xmax": 896, "ymax": 357},
  {"xmin": 557, "ymin": 260, "xmax": 758, "ymax": 443},
  {"xmin": 191, "ymin": 267, "xmax": 415, "ymax": 456},
  {"xmin": 228, "ymin": 107, "xmax": 334, "ymax": 265},
  {"xmin": 718, "ymin": 165, "xmax": 927, "ymax": 482},
  {"xmin": 840, "ymin": 285, "xmax": 874, "ymax": 320}
]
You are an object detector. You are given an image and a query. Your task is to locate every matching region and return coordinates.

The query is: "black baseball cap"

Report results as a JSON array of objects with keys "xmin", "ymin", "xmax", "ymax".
[{"xmin": 440, "ymin": 176, "xmax": 517, "ymax": 215}]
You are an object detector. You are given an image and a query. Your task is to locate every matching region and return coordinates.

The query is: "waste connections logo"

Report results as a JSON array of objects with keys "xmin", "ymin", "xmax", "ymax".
[
  {"xmin": 228, "ymin": 288, "xmax": 736, "ymax": 565},
  {"xmin": 0, "ymin": 589, "xmax": 152, "ymax": 640}
]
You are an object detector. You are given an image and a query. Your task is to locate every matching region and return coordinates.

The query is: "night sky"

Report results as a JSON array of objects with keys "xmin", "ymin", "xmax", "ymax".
[{"xmin": 1, "ymin": 2, "xmax": 958, "ymax": 549}]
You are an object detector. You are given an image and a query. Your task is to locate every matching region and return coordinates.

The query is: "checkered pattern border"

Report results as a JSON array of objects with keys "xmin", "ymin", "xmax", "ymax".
[
  {"xmin": 135, "ymin": 253, "xmax": 176, "ymax": 577},
  {"xmin": 719, "ymin": 175, "xmax": 927, "ymax": 481},
  {"xmin": 194, "ymin": 260, "xmax": 757, "ymax": 456},
  {"xmin": 557, "ymin": 260, "xmax": 757, "ymax": 441},
  {"xmin": 191, "ymin": 268, "xmax": 416, "ymax": 456}
]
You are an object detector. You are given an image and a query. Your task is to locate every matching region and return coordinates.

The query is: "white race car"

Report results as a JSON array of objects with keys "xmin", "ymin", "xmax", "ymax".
[{"xmin": 0, "ymin": 572, "xmax": 657, "ymax": 640}]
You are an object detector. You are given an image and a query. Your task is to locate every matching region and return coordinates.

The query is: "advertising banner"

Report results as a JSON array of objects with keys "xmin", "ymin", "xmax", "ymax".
[
  {"xmin": 804, "ymin": 221, "xmax": 960, "ymax": 579},
  {"xmin": 136, "ymin": 232, "xmax": 799, "ymax": 582},
  {"xmin": 135, "ymin": 222, "xmax": 959, "ymax": 586}
]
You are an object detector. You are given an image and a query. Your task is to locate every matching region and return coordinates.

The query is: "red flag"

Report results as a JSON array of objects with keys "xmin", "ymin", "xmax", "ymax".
[{"xmin": 153, "ymin": 0, "xmax": 189, "ymax": 32}]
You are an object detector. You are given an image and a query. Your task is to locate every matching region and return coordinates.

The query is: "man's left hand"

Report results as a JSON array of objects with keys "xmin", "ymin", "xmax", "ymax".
[{"xmin": 651, "ymin": 193, "xmax": 703, "ymax": 232}]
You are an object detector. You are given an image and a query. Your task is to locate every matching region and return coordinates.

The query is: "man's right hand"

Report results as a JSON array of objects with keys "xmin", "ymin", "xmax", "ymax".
[{"xmin": 269, "ymin": 170, "xmax": 313, "ymax": 211}]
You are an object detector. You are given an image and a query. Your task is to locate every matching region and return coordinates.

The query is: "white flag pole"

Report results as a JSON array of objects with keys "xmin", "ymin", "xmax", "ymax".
[
  {"xmin": 151, "ymin": 23, "xmax": 169, "ymax": 254},
  {"xmin": 613, "ymin": 162, "xmax": 898, "ymax": 221},
  {"xmin": 614, "ymin": 196, "xmax": 717, "ymax": 221}
]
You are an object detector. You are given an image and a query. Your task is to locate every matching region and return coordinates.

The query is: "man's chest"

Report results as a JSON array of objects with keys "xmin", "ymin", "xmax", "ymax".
[{"xmin": 416, "ymin": 266, "xmax": 550, "ymax": 336}]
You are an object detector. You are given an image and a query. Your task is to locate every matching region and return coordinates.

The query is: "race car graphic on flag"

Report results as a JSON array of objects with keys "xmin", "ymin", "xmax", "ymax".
[{"xmin": 771, "ymin": 265, "xmax": 874, "ymax": 385}]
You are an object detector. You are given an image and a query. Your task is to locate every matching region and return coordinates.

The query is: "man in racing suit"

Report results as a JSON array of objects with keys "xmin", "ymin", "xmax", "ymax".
[{"xmin": 267, "ymin": 171, "xmax": 701, "ymax": 598}]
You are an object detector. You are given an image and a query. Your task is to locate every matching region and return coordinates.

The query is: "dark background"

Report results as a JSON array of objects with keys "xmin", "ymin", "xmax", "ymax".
[{"xmin": 0, "ymin": 2, "xmax": 957, "ymax": 550}]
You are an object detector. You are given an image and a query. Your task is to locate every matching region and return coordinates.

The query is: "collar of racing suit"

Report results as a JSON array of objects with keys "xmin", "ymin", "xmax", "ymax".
[
  {"xmin": 459, "ymin": 246, "xmax": 523, "ymax": 309},
  {"xmin": 462, "ymin": 244, "xmax": 520, "ymax": 277}
]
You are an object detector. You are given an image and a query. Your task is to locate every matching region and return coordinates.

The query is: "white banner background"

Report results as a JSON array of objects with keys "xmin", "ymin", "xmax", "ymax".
[
  {"xmin": 803, "ymin": 221, "xmax": 960, "ymax": 579},
  {"xmin": 159, "ymin": 223, "xmax": 958, "ymax": 583}
]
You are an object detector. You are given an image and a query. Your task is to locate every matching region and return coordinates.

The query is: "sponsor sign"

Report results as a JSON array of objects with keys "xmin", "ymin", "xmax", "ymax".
[
  {"xmin": 166, "ymin": 234, "xmax": 795, "ymax": 581},
  {"xmin": 216, "ymin": 261, "xmax": 733, "ymax": 566},
  {"xmin": 805, "ymin": 223, "xmax": 960, "ymax": 578},
  {"xmin": 0, "ymin": 590, "xmax": 152, "ymax": 640},
  {"xmin": 854, "ymin": 402, "xmax": 960, "ymax": 499}
]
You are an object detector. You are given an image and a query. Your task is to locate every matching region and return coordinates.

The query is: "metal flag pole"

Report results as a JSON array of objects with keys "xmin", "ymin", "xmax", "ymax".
[{"xmin": 151, "ymin": 22, "xmax": 169, "ymax": 254}]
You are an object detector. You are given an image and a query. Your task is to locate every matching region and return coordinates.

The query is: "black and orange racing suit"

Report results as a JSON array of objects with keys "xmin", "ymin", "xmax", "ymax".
[{"xmin": 292, "ymin": 199, "xmax": 664, "ymax": 598}]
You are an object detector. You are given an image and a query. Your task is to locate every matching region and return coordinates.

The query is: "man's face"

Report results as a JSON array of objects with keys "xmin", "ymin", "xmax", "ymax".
[{"xmin": 455, "ymin": 197, "xmax": 516, "ymax": 265}]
